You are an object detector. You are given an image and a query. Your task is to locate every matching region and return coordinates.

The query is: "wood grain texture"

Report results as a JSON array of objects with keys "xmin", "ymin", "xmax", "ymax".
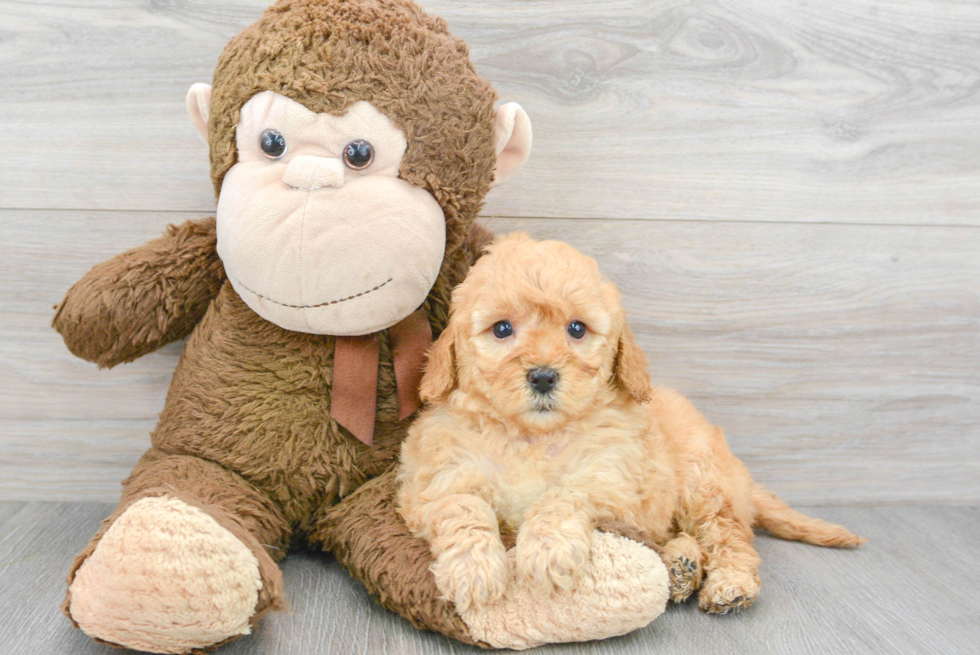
[
  {"xmin": 2, "ymin": 3, "xmax": 977, "ymax": 651},
  {"xmin": 2, "ymin": 210, "xmax": 977, "ymax": 504},
  {"xmin": 0, "ymin": 502, "xmax": 977, "ymax": 655},
  {"xmin": 0, "ymin": 0, "xmax": 978, "ymax": 224}
]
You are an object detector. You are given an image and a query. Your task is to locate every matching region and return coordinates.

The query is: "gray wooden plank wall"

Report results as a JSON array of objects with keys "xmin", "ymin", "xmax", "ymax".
[{"xmin": 0, "ymin": 0, "xmax": 978, "ymax": 505}]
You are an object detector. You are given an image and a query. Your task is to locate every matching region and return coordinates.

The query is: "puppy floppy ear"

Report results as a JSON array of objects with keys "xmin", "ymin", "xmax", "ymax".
[
  {"xmin": 419, "ymin": 326, "xmax": 457, "ymax": 404},
  {"xmin": 615, "ymin": 322, "xmax": 652, "ymax": 403}
]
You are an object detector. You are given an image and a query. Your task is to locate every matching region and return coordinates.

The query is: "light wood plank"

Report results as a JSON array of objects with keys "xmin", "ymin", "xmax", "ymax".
[
  {"xmin": 1, "ymin": 1, "xmax": 978, "ymax": 224},
  {"xmin": 2, "ymin": 210, "xmax": 977, "ymax": 504},
  {"xmin": 0, "ymin": 502, "xmax": 976, "ymax": 654},
  {"xmin": 0, "ymin": 421, "xmax": 152, "ymax": 503},
  {"xmin": 496, "ymin": 217, "xmax": 980, "ymax": 505},
  {"xmin": 0, "ymin": 212, "xmax": 189, "ymax": 423}
]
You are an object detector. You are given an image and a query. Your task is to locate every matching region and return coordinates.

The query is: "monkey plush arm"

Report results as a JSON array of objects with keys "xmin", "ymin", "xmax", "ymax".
[{"xmin": 53, "ymin": 218, "xmax": 225, "ymax": 368}]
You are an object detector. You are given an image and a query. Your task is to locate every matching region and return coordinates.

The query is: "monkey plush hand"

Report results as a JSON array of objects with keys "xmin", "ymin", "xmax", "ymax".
[{"xmin": 53, "ymin": 1, "xmax": 667, "ymax": 652}]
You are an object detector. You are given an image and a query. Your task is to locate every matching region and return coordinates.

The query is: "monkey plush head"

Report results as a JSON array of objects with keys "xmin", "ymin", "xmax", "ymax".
[{"xmin": 185, "ymin": 0, "xmax": 531, "ymax": 335}]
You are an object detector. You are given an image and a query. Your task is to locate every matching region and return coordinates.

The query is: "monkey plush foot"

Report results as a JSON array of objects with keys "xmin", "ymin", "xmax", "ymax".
[
  {"xmin": 320, "ymin": 471, "xmax": 670, "ymax": 649},
  {"xmin": 67, "ymin": 496, "xmax": 263, "ymax": 654},
  {"xmin": 459, "ymin": 530, "xmax": 669, "ymax": 649}
]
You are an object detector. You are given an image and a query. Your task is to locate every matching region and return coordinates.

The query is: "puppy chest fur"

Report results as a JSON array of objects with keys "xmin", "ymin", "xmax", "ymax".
[{"xmin": 398, "ymin": 400, "xmax": 678, "ymax": 538}]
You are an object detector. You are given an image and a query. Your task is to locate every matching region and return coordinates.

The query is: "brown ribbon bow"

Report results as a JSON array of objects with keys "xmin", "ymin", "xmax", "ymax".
[{"xmin": 330, "ymin": 309, "xmax": 432, "ymax": 447}]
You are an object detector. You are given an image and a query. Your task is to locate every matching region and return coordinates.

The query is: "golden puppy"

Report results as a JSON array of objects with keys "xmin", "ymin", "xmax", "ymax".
[{"xmin": 397, "ymin": 232, "xmax": 863, "ymax": 614}]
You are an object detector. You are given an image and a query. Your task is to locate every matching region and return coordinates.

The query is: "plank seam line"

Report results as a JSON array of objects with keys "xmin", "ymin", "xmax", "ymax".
[
  {"xmin": 482, "ymin": 215, "xmax": 980, "ymax": 230},
  {"xmin": 2, "ymin": 208, "xmax": 979, "ymax": 230}
]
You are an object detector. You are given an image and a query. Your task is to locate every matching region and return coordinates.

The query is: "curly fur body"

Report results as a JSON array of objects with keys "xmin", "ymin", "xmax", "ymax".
[{"xmin": 398, "ymin": 233, "xmax": 865, "ymax": 613}]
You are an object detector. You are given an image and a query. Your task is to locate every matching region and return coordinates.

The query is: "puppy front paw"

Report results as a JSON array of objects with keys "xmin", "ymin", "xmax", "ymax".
[
  {"xmin": 432, "ymin": 539, "xmax": 510, "ymax": 612},
  {"xmin": 515, "ymin": 523, "xmax": 591, "ymax": 594},
  {"xmin": 698, "ymin": 567, "xmax": 760, "ymax": 614}
]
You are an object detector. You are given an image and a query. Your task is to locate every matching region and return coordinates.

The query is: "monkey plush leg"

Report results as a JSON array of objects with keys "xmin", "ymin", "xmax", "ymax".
[
  {"xmin": 590, "ymin": 522, "xmax": 704, "ymax": 604},
  {"xmin": 65, "ymin": 450, "xmax": 289, "ymax": 654},
  {"xmin": 313, "ymin": 470, "xmax": 669, "ymax": 650},
  {"xmin": 53, "ymin": 218, "xmax": 224, "ymax": 368}
]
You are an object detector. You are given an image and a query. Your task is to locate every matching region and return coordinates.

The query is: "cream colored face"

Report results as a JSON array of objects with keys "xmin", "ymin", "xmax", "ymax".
[
  {"xmin": 215, "ymin": 91, "xmax": 446, "ymax": 335},
  {"xmin": 448, "ymin": 236, "xmax": 622, "ymax": 433}
]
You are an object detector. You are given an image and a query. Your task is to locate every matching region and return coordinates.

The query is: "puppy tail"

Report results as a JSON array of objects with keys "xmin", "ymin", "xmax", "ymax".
[{"xmin": 751, "ymin": 485, "xmax": 866, "ymax": 548}]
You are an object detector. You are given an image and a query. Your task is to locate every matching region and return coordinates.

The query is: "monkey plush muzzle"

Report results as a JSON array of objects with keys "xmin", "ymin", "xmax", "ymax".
[{"xmin": 216, "ymin": 91, "xmax": 446, "ymax": 336}]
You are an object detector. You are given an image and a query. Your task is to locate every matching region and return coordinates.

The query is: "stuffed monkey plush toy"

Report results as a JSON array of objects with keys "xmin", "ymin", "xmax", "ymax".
[{"xmin": 53, "ymin": 1, "xmax": 668, "ymax": 652}]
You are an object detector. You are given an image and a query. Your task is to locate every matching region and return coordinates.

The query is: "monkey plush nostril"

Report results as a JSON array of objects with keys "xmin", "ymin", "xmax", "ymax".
[
  {"xmin": 527, "ymin": 368, "xmax": 559, "ymax": 394},
  {"xmin": 282, "ymin": 154, "xmax": 346, "ymax": 190}
]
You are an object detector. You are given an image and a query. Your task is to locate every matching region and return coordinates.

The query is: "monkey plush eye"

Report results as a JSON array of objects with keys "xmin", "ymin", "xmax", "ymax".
[
  {"xmin": 491, "ymin": 320, "xmax": 514, "ymax": 339},
  {"xmin": 343, "ymin": 139, "xmax": 374, "ymax": 170},
  {"xmin": 259, "ymin": 129, "xmax": 287, "ymax": 159},
  {"xmin": 567, "ymin": 321, "xmax": 587, "ymax": 339}
]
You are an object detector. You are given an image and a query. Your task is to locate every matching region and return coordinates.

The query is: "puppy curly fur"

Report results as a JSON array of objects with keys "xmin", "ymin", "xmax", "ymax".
[{"xmin": 397, "ymin": 233, "xmax": 864, "ymax": 614}]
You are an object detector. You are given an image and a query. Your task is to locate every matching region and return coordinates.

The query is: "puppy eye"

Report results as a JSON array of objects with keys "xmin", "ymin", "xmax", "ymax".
[
  {"xmin": 260, "ymin": 129, "xmax": 287, "ymax": 159},
  {"xmin": 491, "ymin": 320, "xmax": 514, "ymax": 339},
  {"xmin": 343, "ymin": 139, "xmax": 374, "ymax": 170},
  {"xmin": 567, "ymin": 320, "xmax": 587, "ymax": 339}
]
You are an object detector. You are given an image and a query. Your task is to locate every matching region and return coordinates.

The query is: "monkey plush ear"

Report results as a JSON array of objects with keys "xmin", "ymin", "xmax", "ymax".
[
  {"xmin": 490, "ymin": 102, "xmax": 532, "ymax": 189},
  {"xmin": 419, "ymin": 327, "xmax": 457, "ymax": 404},
  {"xmin": 185, "ymin": 83, "xmax": 212, "ymax": 145},
  {"xmin": 615, "ymin": 322, "xmax": 652, "ymax": 403}
]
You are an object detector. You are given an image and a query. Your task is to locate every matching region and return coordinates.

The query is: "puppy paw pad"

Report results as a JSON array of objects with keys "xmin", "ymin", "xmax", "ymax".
[
  {"xmin": 665, "ymin": 554, "xmax": 703, "ymax": 603},
  {"xmin": 698, "ymin": 569, "xmax": 759, "ymax": 614}
]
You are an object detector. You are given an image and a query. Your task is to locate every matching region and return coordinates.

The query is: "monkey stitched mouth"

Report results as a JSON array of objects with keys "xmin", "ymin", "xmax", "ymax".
[{"xmin": 232, "ymin": 276, "xmax": 393, "ymax": 309}]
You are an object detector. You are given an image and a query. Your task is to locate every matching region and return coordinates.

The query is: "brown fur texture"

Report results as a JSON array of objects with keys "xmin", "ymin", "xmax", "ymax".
[
  {"xmin": 54, "ymin": 218, "xmax": 224, "ymax": 368},
  {"xmin": 53, "ymin": 0, "xmax": 512, "ymax": 650},
  {"xmin": 397, "ymin": 234, "xmax": 865, "ymax": 615},
  {"xmin": 56, "ymin": 220, "xmax": 493, "ymax": 649}
]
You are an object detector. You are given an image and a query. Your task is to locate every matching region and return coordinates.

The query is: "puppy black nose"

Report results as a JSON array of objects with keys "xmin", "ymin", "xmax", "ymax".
[{"xmin": 527, "ymin": 368, "xmax": 559, "ymax": 394}]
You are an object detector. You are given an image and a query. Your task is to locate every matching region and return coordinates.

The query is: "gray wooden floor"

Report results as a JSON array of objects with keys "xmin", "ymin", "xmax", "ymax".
[{"xmin": 0, "ymin": 502, "xmax": 977, "ymax": 655}]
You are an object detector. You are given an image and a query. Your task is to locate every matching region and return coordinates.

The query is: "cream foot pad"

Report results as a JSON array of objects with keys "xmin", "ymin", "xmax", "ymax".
[
  {"xmin": 460, "ymin": 530, "xmax": 669, "ymax": 649},
  {"xmin": 68, "ymin": 496, "xmax": 263, "ymax": 654}
]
